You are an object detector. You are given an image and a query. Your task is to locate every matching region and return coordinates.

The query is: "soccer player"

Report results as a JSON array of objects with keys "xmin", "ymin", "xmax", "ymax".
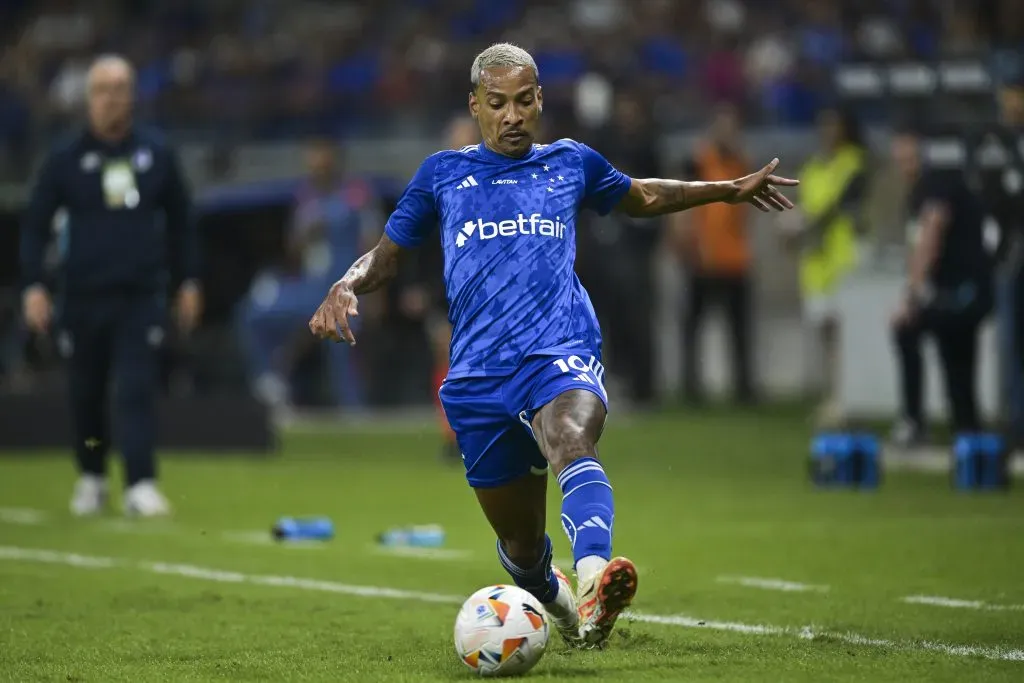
[
  {"xmin": 20, "ymin": 55, "xmax": 200, "ymax": 517},
  {"xmin": 309, "ymin": 44, "xmax": 798, "ymax": 648}
]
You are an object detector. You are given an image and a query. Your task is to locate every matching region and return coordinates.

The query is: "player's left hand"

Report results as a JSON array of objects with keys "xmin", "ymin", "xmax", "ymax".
[
  {"xmin": 175, "ymin": 281, "xmax": 203, "ymax": 334},
  {"xmin": 729, "ymin": 158, "xmax": 799, "ymax": 212},
  {"xmin": 309, "ymin": 280, "xmax": 359, "ymax": 345}
]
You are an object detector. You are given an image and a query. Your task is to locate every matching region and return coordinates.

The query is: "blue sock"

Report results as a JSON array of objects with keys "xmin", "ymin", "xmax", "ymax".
[
  {"xmin": 557, "ymin": 457, "xmax": 614, "ymax": 566},
  {"xmin": 496, "ymin": 534, "xmax": 559, "ymax": 604}
]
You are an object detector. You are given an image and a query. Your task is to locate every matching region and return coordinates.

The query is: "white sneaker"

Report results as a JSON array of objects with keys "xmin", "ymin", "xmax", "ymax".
[
  {"xmin": 123, "ymin": 481, "xmax": 172, "ymax": 517},
  {"xmin": 70, "ymin": 475, "xmax": 108, "ymax": 516},
  {"xmin": 545, "ymin": 566, "xmax": 582, "ymax": 647}
]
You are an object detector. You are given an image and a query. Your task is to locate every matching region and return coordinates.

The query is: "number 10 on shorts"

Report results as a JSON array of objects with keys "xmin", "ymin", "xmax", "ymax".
[{"xmin": 552, "ymin": 355, "xmax": 606, "ymax": 397}]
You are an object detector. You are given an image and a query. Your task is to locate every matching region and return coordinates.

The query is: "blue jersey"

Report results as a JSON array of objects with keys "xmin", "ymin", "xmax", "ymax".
[{"xmin": 384, "ymin": 139, "xmax": 632, "ymax": 379}]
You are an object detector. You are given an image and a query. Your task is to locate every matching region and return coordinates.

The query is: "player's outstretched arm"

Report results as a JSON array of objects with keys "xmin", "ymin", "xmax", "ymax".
[
  {"xmin": 617, "ymin": 158, "xmax": 799, "ymax": 218},
  {"xmin": 308, "ymin": 233, "xmax": 403, "ymax": 345}
]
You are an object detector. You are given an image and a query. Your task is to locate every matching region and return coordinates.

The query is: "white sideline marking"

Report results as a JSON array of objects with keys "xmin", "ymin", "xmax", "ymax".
[
  {"xmin": 1, "ymin": 546, "xmax": 1022, "ymax": 662},
  {"xmin": 0, "ymin": 547, "xmax": 115, "ymax": 569},
  {"xmin": 902, "ymin": 595, "xmax": 1024, "ymax": 612},
  {"xmin": 0, "ymin": 507, "xmax": 48, "ymax": 525},
  {"xmin": 717, "ymin": 575, "xmax": 829, "ymax": 593},
  {"xmin": 371, "ymin": 545, "xmax": 472, "ymax": 561}
]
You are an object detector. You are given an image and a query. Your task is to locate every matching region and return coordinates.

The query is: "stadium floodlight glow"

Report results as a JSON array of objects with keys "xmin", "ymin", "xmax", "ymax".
[
  {"xmin": 922, "ymin": 139, "xmax": 967, "ymax": 168},
  {"xmin": 938, "ymin": 62, "xmax": 991, "ymax": 93},
  {"xmin": 888, "ymin": 64, "xmax": 937, "ymax": 95},
  {"xmin": 834, "ymin": 64, "xmax": 884, "ymax": 97},
  {"xmin": 835, "ymin": 59, "xmax": 993, "ymax": 97}
]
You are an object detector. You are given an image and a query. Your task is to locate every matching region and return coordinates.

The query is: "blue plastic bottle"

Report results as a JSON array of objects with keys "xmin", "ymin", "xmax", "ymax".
[
  {"xmin": 810, "ymin": 433, "xmax": 840, "ymax": 486},
  {"xmin": 272, "ymin": 517, "xmax": 334, "ymax": 541},
  {"xmin": 978, "ymin": 433, "xmax": 1008, "ymax": 489},
  {"xmin": 377, "ymin": 524, "xmax": 445, "ymax": 548},
  {"xmin": 953, "ymin": 433, "xmax": 979, "ymax": 489},
  {"xmin": 855, "ymin": 432, "xmax": 881, "ymax": 489}
]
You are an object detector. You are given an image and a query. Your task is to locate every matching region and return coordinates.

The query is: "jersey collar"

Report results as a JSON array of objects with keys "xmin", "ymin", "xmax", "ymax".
[{"xmin": 476, "ymin": 142, "xmax": 537, "ymax": 164}]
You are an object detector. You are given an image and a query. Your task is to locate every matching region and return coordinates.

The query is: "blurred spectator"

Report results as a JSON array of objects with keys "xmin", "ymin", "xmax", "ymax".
[
  {"xmin": 888, "ymin": 128, "xmax": 994, "ymax": 445},
  {"xmin": 236, "ymin": 138, "xmax": 379, "ymax": 409},
  {"xmin": 0, "ymin": 0, "xmax": 1010, "ymax": 158},
  {"xmin": 778, "ymin": 107, "xmax": 868, "ymax": 427},
  {"xmin": 673, "ymin": 103, "xmax": 755, "ymax": 404},
  {"xmin": 431, "ymin": 115, "xmax": 478, "ymax": 461},
  {"xmin": 579, "ymin": 92, "xmax": 660, "ymax": 407},
  {"xmin": 986, "ymin": 67, "xmax": 1024, "ymax": 432}
]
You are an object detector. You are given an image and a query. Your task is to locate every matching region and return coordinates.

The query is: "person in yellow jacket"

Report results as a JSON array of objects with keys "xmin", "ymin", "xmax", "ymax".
[{"xmin": 779, "ymin": 108, "xmax": 869, "ymax": 427}]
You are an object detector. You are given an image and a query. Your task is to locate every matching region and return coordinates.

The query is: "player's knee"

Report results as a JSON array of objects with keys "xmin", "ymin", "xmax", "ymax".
[{"xmin": 539, "ymin": 415, "xmax": 595, "ymax": 475}]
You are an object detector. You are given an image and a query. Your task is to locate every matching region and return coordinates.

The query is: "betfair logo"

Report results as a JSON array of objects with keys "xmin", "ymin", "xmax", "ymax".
[{"xmin": 456, "ymin": 213, "xmax": 567, "ymax": 248}]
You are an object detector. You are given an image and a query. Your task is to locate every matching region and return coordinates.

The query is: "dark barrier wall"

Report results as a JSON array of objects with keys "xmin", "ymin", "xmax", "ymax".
[{"xmin": 0, "ymin": 393, "xmax": 275, "ymax": 452}]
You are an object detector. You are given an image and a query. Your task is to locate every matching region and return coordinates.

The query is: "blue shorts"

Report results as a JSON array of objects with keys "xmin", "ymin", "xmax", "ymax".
[{"xmin": 439, "ymin": 349, "xmax": 608, "ymax": 488}]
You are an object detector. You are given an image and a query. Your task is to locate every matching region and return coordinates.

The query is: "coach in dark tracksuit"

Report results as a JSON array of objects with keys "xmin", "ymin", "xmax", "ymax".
[
  {"xmin": 19, "ymin": 56, "xmax": 200, "ymax": 517},
  {"xmin": 888, "ymin": 129, "xmax": 994, "ymax": 445}
]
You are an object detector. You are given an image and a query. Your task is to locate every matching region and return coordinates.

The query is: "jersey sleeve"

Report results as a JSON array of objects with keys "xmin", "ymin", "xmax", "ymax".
[
  {"xmin": 577, "ymin": 142, "xmax": 632, "ymax": 216},
  {"xmin": 384, "ymin": 154, "xmax": 440, "ymax": 248}
]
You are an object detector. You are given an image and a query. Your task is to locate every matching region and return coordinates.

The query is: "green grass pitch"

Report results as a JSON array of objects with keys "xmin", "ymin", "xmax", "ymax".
[{"xmin": 1, "ymin": 408, "xmax": 1023, "ymax": 682}]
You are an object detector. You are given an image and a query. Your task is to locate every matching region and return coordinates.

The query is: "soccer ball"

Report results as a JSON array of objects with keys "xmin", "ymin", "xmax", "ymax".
[{"xmin": 453, "ymin": 585, "xmax": 549, "ymax": 677}]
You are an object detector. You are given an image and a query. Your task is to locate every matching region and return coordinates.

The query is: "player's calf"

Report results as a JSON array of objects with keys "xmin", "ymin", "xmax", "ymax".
[
  {"xmin": 496, "ymin": 535, "xmax": 581, "ymax": 646},
  {"xmin": 533, "ymin": 391, "xmax": 614, "ymax": 584},
  {"xmin": 533, "ymin": 390, "xmax": 637, "ymax": 646}
]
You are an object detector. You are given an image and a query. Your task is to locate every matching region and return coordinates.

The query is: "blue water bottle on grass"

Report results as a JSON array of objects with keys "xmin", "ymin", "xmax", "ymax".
[
  {"xmin": 954, "ymin": 433, "xmax": 1009, "ymax": 491},
  {"xmin": 810, "ymin": 432, "xmax": 879, "ymax": 488},
  {"xmin": 810, "ymin": 433, "xmax": 854, "ymax": 486},
  {"xmin": 273, "ymin": 517, "xmax": 335, "ymax": 541},
  {"xmin": 377, "ymin": 524, "xmax": 446, "ymax": 548}
]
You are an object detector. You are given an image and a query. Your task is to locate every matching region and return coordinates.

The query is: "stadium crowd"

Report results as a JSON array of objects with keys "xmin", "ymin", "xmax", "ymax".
[
  {"xmin": 1, "ymin": 0, "xmax": 1022, "ymax": 427},
  {"xmin": 2, "ymin": 0, "xmax": 1022, "ymax": 179}
]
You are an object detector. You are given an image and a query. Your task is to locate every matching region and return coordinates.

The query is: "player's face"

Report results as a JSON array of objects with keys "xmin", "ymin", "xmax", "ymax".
[
  {"xmin": 470, "ymin": 66, "xmax": 542, "ymax": 158},
  {"xmin": 87, "ymin": 62, "xmax": 133, "ymax": 134}
]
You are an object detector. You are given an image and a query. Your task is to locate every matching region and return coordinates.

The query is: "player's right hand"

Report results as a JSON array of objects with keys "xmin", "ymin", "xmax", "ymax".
[
  {"xmin": 22, "ymin": 284, "xmax": 53, "ymax": 334},
  {"xmin": 309, "ymin": 280, "xmax": 359, "ymax": 345}
]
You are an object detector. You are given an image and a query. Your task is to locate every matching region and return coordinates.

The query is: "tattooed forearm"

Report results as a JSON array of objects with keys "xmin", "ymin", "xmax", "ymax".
[
  {"xmin": 618, "ymin": 178, "xmax": 740, "ymax": 218},
  {"xmin": 340, "ymin": 234, "xmax": 402, "ymax": 295}
]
